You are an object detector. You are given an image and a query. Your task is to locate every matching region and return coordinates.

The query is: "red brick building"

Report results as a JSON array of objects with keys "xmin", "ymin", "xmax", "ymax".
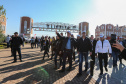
[
  {"xmin": 79, "ymin": 22, "xmax": 89, "ymax": 37},
  {"xmin": 95, "ymin": 24, "xmax": 126, "ymax": 39},
  {"xmin": 0, "ymin": 15, "xmax": 6, "ymax": 35},
  {"xmin": 20, "ymin": 16, "xmax": 33, "ymax": 38}
]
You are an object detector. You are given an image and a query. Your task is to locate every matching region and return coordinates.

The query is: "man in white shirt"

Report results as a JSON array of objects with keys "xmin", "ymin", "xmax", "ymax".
[{"xmin": 95, "ymin": 34, "xmax": 112, "ymax": 76}]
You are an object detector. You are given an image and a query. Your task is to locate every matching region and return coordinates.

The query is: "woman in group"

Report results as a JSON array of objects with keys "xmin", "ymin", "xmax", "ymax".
[
  {"xmin": 43, "ymin": 36, "xmax": 49, "ymax": 60},
  {"xmin": 50, "ymin": 37, "xmax": 56, "ymax": 60}
]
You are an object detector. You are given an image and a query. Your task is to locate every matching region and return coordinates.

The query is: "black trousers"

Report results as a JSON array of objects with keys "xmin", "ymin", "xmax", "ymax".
[
  {"xmin": 13, "ymin": 47, "xmax": 22, "ymax": 61},
  {"xmin": 11, "ymin": 46, "xmax": 13, "ymax": 56},
  {"xmin": 91, "ymin": 52, "xmax": 95, "ymax": 62},
  {"xmin": 98, "ymin": 53, "xmax": 108, "ymax": 73},
  {"xmin": 62, "ymin": 50, "xmax": 72, "ymax": 70},
  {"xmin": 90, "ymin": 52, "xmax": 95, "ymax": 76}
]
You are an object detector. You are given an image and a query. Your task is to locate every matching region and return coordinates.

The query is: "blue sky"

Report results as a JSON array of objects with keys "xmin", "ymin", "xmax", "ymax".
[{"xmin": 1, "ymin": 0, "xmax": 126, "ymax": 37}]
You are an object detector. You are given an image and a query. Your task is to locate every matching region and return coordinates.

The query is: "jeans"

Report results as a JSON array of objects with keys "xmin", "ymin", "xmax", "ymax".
[
  {"xmin": 7, "ymin": 42, "xmax": 10, "ymax": 48},
  {"xmin": 79, "ymin": 52, "xmax": 88, "ymax": 74},
  {"xmin": 13, "ymin": 47, "xmax": 22, "ymax": 61},
  {"xmin": 112, "ymin": 51, "xmax": 119, "ymax": 66}
]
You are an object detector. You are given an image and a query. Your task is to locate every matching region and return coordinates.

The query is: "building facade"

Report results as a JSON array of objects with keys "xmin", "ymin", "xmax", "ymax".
[
  {"xmin": 20, "ymin": 16, "xmax": 33, "ymax": 38},
  {"xmin": 79, "ymin": 22, "xmax": 89, "ymax": 37},
  {"xmin": 0, "ymin": 15, "xmax": 6, "ymax": 35},
  {"xmin": 95, "ymin": 24, "xmax": 126, "ymax": 39}
]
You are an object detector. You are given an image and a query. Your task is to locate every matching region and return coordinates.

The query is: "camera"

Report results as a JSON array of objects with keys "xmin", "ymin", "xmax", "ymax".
[{"xmin": 111, "ymin": 34, "xmax": 116, "ymax": 44}]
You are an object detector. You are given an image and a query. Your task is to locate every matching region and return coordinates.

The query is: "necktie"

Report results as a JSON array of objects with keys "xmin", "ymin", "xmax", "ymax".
[{"xmin": 102, "ymin": 41, "xmax": 103, "ymax": 48}]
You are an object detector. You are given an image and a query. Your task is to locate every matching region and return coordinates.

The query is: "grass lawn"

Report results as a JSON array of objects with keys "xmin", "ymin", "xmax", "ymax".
[{"xmin": 0, "ymin": 43, "xmax": 7, "ymax": 49}]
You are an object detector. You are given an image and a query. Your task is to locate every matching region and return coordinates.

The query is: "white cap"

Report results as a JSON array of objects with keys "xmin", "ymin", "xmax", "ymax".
[
  {"xmin": 119, "ymin": 37, "xmax": 123, "ymax": 39},
  {"xmin": 67, "ymin": 31, "xmax": 71, "ymax": 34},
  {"xmin": 100, "ymin": 34, "xmax": 104, "ymax": 38},
  {"xmin": 82, "ymin": 31, "xmax": 86, "ymax": 33},
  {"xmin": 77, "ymin": 35, "xmax": 80, "ymax": 37}
]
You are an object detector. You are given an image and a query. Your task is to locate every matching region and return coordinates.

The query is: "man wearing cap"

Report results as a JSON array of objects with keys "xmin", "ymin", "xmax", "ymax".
[
  {"xmin": 95, "ymin": 34, "xmax": 112, "ymax": 76},
  {"xmin": 56, "ymin": 30, "xmax": 76, "ymax": 72},
  {"xmin": 77, "ymin": 31, "xmax": 92, "ymax": 76},
  {"xmin": 11, "ymin": 32, "xmax": 23, "ymax": 63}
]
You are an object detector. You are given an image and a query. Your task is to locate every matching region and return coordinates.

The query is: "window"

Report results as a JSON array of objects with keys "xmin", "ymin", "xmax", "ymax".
[
  {"xmin": 108, "ymin": 26, "xmax": 112, "ymax": 29},
  {"xmin": 101, "ymin": 26, "xmax": 104, "ymax": 29},
  {"xmin": 24, "ymin": 21, "xmax": 27, "ymax": 33},
  {"xmin": 107, "ymin": 31, "xmax": 108, "ymax": 36},
  {"xmin": 3, "ymin": 18, "xmax": 4, "ymax": 22},
  {"xmin": 116, "ymin": 27, "xmax": 119, "ymax": 31},
  {"xmin": 124, "ymin": 28, "xmax": 126, "ymax": 31},
  {"xmin": 109, "ymin": 32, "xmax": 111, "ymax": 36},
  {"xmin": 117, "ymin": 32, "xmax": 118, "ymax": 36},
  {"xmin": 1, "ymin": 25, "xmax": 5, "ymax": 31}
]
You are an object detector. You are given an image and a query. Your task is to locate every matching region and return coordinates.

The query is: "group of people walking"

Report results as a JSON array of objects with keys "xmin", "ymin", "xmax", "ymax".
[{"xmin": 8, "ymin": 30, "xmax": 126, "ymax": 77}]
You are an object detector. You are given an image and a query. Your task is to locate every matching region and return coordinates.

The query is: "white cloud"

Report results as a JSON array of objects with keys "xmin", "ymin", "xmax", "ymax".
[{"xmin": 86, "ymin": 0, "xmax": 126, "ymax": 37}]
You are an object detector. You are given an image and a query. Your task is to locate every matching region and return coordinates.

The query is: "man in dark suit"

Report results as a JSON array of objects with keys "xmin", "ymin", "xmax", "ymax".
[
  {"xmin": 56, "ymin": 30, "xmax": 76, "ymax": 72},
  {"xmin": 90, "ymin": 35, "xmax": 97, "ymax": 76},
  {"xmin": 90, "ymin": 35, "xmax": 97, "ymax": 62},
  {"xmin": 11, "ymin": 32, "xmax": 23, "ymax": 63}
]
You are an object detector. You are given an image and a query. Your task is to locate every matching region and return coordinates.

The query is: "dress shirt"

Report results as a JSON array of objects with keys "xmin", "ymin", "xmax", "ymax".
[{"xmin": 66, "ymin": 38, "xmax": 71, "ymax": 49}]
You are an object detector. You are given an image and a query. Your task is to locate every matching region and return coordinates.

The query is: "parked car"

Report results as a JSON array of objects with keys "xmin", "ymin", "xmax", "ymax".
[{"xmin": 24, "ymin": 36, "xmax": 31, "ymax": 43}]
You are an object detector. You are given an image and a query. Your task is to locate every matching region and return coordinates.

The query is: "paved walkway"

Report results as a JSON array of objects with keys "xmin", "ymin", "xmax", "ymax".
[{"xmin": 0, "ymin": 44, "xmax": 126, "ymax": 84}]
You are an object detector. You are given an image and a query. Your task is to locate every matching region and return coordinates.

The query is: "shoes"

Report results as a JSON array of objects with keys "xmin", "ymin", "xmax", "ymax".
[
  {"xmin": 67, "ymin": 68, "xmax": 72, "ymax": 71},
  {"xmin": 99, "ymin": 73, "xmax": 103, "ymax": 76},
  {"xmin": 77, "ymin": 73, "xmax": 82, "ymax": 77},
  {"xmin": 113, "ymin": 64, "xmax": 117, "ymax": 67},
  {"xmin": 105, "ymin": 67, "xmax": 108, "ymax": 72},
  {"xmin": 12, "ymin": 61, "xmax": 17, "ymax": 63},
  {"xmin": 20, "ymin": 60, "xmax": 23, "ymax": 62},
  {"xmin": 54, "ymin": 66, "xmax": 57, "ymax": 69},
  {"xmin": 84, "ymin": 69, "xmax": 87, "ymax": 72},
  {"xmin": 59, "ymin": 69, "xmax": 65, "ymax": 73}
]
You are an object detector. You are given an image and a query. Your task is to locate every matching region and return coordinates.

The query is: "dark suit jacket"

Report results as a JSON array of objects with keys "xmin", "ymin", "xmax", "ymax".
[
  {"xmin": 91, "ymin": 39, "xmax": 97, "ymax": 54},
  {"xmin": 42, "ymin": 40, "xmax": 49, "ymax": 51},
  {"xmin": 77, "ymin": 37, "xmax": 92, "ymax": 52},
  {"xmin": 57, "ymin": 33, "xmax": 76, "ymax": 51}
]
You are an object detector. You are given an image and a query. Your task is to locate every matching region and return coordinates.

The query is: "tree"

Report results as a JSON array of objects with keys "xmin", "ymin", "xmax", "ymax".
[
  {"xmin": 0, "ymin": 5, "xmax": 6, "ymax": 43},
  {"xmin": 0, "ymin": 5, "xmax": 6, "ymax": 16}
]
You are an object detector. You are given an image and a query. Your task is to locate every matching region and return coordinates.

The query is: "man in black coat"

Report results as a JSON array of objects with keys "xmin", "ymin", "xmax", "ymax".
[
  {"xmin": 90, "ymin": 35, "xmax": 97, "ymax": 62},
  {"xmin": 40, "ymin": 36, "xmax": 44, "ymax": 52},
  {"xmin": 56, "ymin": 30, "xmax": 76, "ymax": 72},
  {"xmin": 42, "ymin": 36, "xmax": 49, "ymax": 60},
  {"xmin": 77, "ymin": 31, "xmax": 92, "ymax": 76},
  {"xmin": 11, "ymin": 32, "xmax": 23, "ymax": 63}
]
